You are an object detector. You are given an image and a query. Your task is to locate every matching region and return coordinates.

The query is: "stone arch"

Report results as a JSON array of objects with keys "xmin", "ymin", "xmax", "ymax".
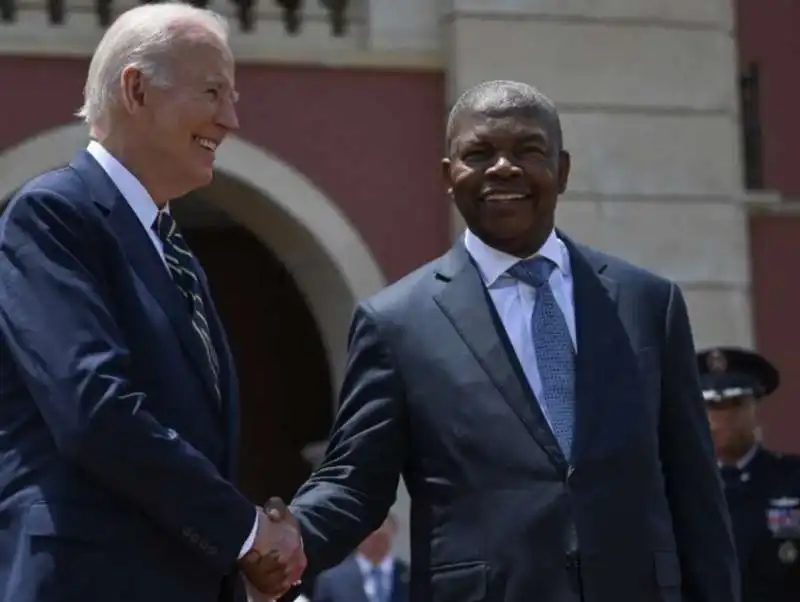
[
  {"xmin": 0, "ymin": 122, "xmax": 413, "ymax": 560},
  {"xmin": 0, "ymin": 122, "xmax": 386, "ymax": 397}
]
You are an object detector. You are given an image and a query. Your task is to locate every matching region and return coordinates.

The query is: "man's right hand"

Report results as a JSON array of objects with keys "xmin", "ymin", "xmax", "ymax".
[{"xmin": 237, "ymin": 497, "xmax": 306, "ymax": 598}]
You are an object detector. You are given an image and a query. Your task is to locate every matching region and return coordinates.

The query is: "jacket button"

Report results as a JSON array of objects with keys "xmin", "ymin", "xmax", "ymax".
[{"xmin": 565, "ymin": 551, "xmax": 580, "ymax": 568}]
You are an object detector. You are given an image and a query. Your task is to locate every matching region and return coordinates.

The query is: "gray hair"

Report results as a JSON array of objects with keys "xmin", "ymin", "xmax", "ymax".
[
  {"xmin": 76, "ymin": 1, "xmax": 229, "ymax": 129},
  {"xmin": 445, "ymin": 80, "xmax": 563, "ymax": 152}
]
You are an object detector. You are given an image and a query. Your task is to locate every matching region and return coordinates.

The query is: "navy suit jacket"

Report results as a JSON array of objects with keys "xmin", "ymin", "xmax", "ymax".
[
  {"xmin": 291, "ymin": 238, "xmax": 740, "ymax": 602},
  {"xmin": 313, "ymin": 556, "xmax": 409, "ymax": 602},
  {"xmin": 0, "ymin": 151, "xmax": 254, "ymax": 602}
]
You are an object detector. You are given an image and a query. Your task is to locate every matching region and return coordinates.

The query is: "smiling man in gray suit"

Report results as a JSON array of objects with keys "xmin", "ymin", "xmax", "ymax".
[{"xmin": 265, "ymin": 80, "xmax": 740, "ymax": 602}]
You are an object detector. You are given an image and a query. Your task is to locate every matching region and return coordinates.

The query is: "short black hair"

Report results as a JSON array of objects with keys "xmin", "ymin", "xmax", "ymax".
[{"xmin": 445, "ymin": 80, "xmax": 563, "ymax": 152}]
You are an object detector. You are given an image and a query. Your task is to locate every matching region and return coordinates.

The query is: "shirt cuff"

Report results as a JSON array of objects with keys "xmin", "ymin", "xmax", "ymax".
[{"xmin": 238, "ymin": 509, "xmax": 259, "ymax": 559}]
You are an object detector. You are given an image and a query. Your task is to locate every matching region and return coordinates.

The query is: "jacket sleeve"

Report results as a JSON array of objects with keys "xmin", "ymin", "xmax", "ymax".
[
  {"xmin": 658, "ymin": 282, "xmax": 740, "ymax": 602},
  {"xmin": 0, "ymin": 189, "xmax": 255, "ymax": 572},
  {"xmin": 290, "ymin": 302, "xmax": 409, "ymax": 575}
]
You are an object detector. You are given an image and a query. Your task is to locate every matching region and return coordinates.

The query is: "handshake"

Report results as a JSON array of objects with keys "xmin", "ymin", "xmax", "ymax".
[{"xmin": 237, "ymin": 497, "xmax": 307, "ymax": 600}]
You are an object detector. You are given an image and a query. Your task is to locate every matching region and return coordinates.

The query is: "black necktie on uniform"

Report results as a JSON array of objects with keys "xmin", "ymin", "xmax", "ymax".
[
  {"xmin": 720, "ymin": 466, "xmax": 742, "ymax": 490},
  {"xmin": 152, "ymin": 211, "xmax": 220, "ymax": 399}
]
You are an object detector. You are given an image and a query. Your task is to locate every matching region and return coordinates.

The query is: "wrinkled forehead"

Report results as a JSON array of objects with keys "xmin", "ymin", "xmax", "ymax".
[
  {"xmin": 451, "ymin": 109, "xmax": 553, "ymax": 147},
  {"xmin": 167, "ymin": 31, "xmax": 235, "ymax": 82}
]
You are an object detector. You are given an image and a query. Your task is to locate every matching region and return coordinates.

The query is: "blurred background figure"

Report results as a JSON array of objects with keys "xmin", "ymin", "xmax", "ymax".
[
  {"xmin": 310, "ymin": 513, "xmax": 408, "ymax": 602},
  {"xmin": 699, "ymin": 346, "xmax": 800, "ymax": 602}
]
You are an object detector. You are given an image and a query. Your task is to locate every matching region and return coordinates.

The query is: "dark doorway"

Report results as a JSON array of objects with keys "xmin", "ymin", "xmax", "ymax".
[{"xmin": 182, "ymin": 223, "xmax": 334, "ymax": 503}]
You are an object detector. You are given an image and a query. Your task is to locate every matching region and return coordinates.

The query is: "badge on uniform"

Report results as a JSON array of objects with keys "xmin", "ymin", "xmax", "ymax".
[
  {"xmin": 778, "ymin": 541, "xmax": 799, "ymax": 565},
  {"xmin": 766, "ymin": 497, "xmax": 800, "ymax": 564}
]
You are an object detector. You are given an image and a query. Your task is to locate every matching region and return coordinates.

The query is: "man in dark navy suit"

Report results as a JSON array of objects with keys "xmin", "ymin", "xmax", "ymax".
[
  {"xmin": 264, "ymin": 80, "xmax": 740, "ymax": 602},
  {"xmin": 0, "ymin": 3, "xmax": 302, "ymax": 601},
  {"xmin": 312, "ymin": 514, "xmax": 409, "ymax": 602},
  {"xmin": 699, "ymin": 347, "xmax": 800, "ymax": 602}
]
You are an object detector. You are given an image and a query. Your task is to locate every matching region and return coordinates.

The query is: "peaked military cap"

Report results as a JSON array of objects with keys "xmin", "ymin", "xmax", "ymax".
[{"xmin": 696, "ymin": 347, "xmax": 780, "ymax": 404}]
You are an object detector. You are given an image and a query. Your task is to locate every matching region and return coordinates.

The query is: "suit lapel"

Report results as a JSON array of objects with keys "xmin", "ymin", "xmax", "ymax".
[
  {"xmin": 433, "ymin": 241, "xmax": 567, "ymax": 471},
  {"xmin": 69, "ymin": 151, "xmax": 221, "ymax": 406},
  {"xmin": 563, "ymin": 236, "xmax": 640, "ymax": 462},
  {"xmin": 342, "ymin": 558, "xmax": 371, "ymax": 602}
]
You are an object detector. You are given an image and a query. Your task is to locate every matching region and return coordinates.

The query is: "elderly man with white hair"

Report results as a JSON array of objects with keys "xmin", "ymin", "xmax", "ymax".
[{"xmin": 0, "ymin": 3, "xmax": 304, "ymax": 601}]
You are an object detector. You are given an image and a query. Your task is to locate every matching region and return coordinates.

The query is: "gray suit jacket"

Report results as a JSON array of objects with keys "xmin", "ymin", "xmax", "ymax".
[
  {"xmin": 312, "ymin": 556, "xmax": 409, "ymax": 602},
  {"xmin": 291, "ymin": 235, "xmax": 739, "ymax": 602}
]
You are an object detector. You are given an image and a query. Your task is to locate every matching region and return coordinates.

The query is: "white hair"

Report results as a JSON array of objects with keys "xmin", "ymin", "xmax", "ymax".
[{"xmin": 76, "ymin": 1, "xmax": 229, "ymax": 129}]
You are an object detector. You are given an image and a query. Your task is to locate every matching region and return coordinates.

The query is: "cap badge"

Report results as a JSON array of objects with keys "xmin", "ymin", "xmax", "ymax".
[{"xmin": 707, "ymin": 349, "xmax": 727, "ymax": 373}]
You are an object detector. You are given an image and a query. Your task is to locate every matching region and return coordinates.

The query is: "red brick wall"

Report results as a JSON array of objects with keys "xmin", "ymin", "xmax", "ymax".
[
  {"xmin": 0, "ymin": 57, "xmax": 449, "ymax": 283},
  {"xmin": 748, "ymin": 213, "xmax": 800, "ymax": 453},
  {"xmin": 737, "ymin": 0, "xmax": 800, "ymax": 452},
  {"xmin": 736, "ymin": 0, "xmax": 800, "ymax": 199}
]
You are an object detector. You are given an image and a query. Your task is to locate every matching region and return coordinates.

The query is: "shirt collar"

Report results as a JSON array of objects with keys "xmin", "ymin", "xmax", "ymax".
[
  {"xmin": 86, "ymin": 140, "xmax": 164, "ymax": 231},
  {"xmin": 355, "ymin": 553, "xmax": 394, "ymax": 576},
  {"xmin": 464, "ymin": 228, "xmax": 569, "ymax": 287},
  {"xmin": 719, "ymin": 443, "xmax": 761, "ymax": 471}
]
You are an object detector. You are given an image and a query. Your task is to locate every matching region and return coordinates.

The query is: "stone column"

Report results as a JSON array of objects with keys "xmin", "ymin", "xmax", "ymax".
[{"xmin": 441, "ymin": 0, "xmax": 752, "ymax": 347}]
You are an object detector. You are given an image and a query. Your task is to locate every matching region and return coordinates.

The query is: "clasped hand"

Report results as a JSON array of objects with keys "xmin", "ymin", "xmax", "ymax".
[{"xmin": 238, "ymin": 497, "xmax": 307, "ymax": 600}]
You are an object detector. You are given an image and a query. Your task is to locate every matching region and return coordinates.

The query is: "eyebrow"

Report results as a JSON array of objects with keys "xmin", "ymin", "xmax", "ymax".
[
  {"xmin": 204, "ymin": 75, "xmax": 227, "ymax": 86},
  {"xmin": 459, "ymin": 131, "xmax": 549, "ymax": 147}
]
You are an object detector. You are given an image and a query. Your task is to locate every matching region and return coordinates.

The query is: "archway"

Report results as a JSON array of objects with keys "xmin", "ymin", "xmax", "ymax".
[
  {"xmin": 0, "ymin": 122, "xmax": 386, "ymax": 394},
  {"xmin": 171, "ymin": 194, "xmax": 332, "ymax": 504},
  {"xmin": 0, "ymin": 122, "xmax": 413, "ymax": 559}
]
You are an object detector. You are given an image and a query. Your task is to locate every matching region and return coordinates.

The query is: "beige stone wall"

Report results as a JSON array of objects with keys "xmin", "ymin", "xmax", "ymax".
[{"xmin": 441, "ymin": 0, "xmax": 751, "ymax": 349}]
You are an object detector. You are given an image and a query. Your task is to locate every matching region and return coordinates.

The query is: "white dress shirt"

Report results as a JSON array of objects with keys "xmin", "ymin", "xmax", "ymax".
[
  {"xmin": 355, "ymin": 554, "xmax": 395, "ymax": 602},
  {"xmin": 464, "ymin": 229, "xmax": 577, "ymax": 430},
  {"xmin": 86, "ymin": 141, "xmax": 166, "ymax": 263},
  {"xmin": 86, "ymin": 141, "xmax": 259, "ymax": 559}
]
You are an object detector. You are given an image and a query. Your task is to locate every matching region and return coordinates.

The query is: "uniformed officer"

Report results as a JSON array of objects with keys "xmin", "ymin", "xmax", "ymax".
[{"xmin": 698, "ymin": 346, "xmax": 800, "ymax": 601}]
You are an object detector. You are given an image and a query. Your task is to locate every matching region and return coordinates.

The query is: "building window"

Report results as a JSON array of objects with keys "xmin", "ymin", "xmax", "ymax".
[{"xmin": 740, "ymin": 62, "xmax": 764, "ymax": 190}]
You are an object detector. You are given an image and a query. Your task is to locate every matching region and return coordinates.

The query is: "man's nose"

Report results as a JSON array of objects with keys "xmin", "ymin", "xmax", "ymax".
[
  {"xmin": 216, "ymin": 98, "xmax": 239, "ymax": 132},
  {"xmin": 486, "ymin": 155, "xmax": 521, "ymax": 177}
]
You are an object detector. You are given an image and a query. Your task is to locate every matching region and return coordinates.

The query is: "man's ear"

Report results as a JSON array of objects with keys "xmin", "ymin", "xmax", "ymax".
[
  {"xmin": 120, "ymin": 66, "xmax": 147, "ymax": 115},
  {"xmin": 441, "ymin": 158, "xmax": 453, "ymax": 196}
]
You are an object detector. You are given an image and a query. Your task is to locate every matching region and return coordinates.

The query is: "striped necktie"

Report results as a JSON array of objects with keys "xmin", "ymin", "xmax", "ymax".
[
  {"xmin": 508, "ymin": 255, "xmax": 576, "ymax": 459},
  {"xmin": 370, "ymin": 565, "xmax": 388, "ymax": 602},
  {"xmin": 152, "ymin": 211, "xmax": 220, "ymax": 399}
]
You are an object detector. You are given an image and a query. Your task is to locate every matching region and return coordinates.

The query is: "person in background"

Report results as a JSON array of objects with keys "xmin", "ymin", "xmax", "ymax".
[
  {"xmin": 699, "ymin": 346, "xmax": 800, "ymax": 602},
  {"xmin": 312, "ymin": 513, "xmax": 409, "ymax": 602}
]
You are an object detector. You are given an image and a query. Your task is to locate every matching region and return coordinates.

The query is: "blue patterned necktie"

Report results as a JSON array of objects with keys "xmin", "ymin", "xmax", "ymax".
[
  {"xmin": 508, "ymin": 256, "xmax": 576, "ymax": 458},
  {"xmin": 152, "ymin": 211, "xmax": 220, "ymax": 399},
  {"xmin": 370, "ymin": 566, "xmax": 388, "ymax": 602}
]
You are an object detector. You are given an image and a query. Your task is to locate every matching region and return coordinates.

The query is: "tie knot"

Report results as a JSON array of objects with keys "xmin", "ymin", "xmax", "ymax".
[
  {"xmin": 152, "ymin": 210, "xmax": 177, "ymax": 241},
  {"xmin": 508, "ymin": 256, "xmax": 555, "ymax": 288}
]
